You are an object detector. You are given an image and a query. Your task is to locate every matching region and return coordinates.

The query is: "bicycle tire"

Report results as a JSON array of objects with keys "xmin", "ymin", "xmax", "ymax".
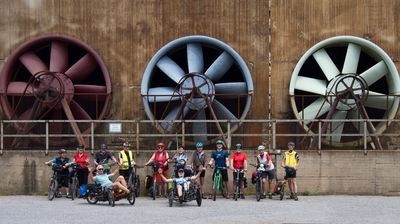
[
  {"xmin": 234, "ymin": 183, "xmax": 239, "ymax": 201},
  {"xmin": 168, "ymin": 190, "xmax": 174, "ymax": 207},
  {"xmin": 212, "ymin": 172, "xmax": 219, "ymax": 201},
  {"xmin": 108, "ymin": 189, "xmax": 115, "ymax": 207},
  {"xmin": 128, "ymin": 187, "xmax": 136, "ymax": 205},
  {"xmin": 70, "ymin": 177, "xmax": 78, "ymax": 200},
  {"xmin": 48, "ymin": 179, "xmax": 57, "ymax": 201},
  {"xmin": 86, "ymin": 193, "xmax": 98, "ymax": 204},
  {"xmin": 152, "ymin": 181, "xmax": 156, "ymax": 200},
  {"xmin": 196, "ymin": 188, "xmax": 202, "ymax": 206},
  {"xmin": 256, "ymin": 180, "xmax": 261, "ymax": 202},
  {"xmin": 135, "ymin": 175, "xmax": 140, "ymax": 197},
  {"xmin": 280, "ymin": 183, "xmax": 285, "ymax": 200}
]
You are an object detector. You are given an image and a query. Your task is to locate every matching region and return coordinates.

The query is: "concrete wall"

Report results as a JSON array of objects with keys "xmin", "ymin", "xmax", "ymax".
[{"xmin": 1, "ymin": 150, "xmax": 399, "ymax": 196}]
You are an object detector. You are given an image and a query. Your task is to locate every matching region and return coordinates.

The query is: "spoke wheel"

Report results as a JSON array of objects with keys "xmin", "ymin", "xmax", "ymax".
[
  {"xmin": 0, "ymin": 35, "xmax": 112, "ymax": 146},
  {"xmin": 141, "ymin": 35, "xmax": 253, "ymax": 145},
  {"xmin": 289, "ymin": 36, "xmax": 400, "ymax": 147},
  {"xmin": 48, "ymin": 179, "xmax": 57, "ymax": 201}
]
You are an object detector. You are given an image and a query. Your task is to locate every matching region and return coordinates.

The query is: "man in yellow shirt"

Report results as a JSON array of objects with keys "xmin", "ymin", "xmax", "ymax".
[
  {"xmin": 281, "ymin": 141, "xmax": 300, "ymax": 201},
  {"xmin": 118, "ymin": 142, "xmax": 136, "ymax": 182}
]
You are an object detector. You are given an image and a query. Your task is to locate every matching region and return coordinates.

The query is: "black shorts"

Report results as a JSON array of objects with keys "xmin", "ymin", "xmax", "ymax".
[
  {"xmin": 232, "ymin": 171, "xmax": 244, "ymax": 181},
  {"xmin": 285, "ymin": 168, "xmax": 297, "ymax": 178},
  {"xmin": 212, "ymin": 169, "xmax": 228, "ymax": 182},
  {"xmin": 119, "ymin": 169, "xmax": 131, "ymax": 181},
  {"xmin": 195, "ymin": 169, "xmax": 206, "ymax": 178},
  {"xmin": 58, "ymin": 174, "xmax": 69, "ymax": 187},
  {"xmin": 265, "ymin": 170, "xmax": 275, "ymax": 180}
]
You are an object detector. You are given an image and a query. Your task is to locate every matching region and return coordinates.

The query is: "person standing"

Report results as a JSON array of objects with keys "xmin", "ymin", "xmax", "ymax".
[
  {"xmin": 118, "ymin": 142, "xmax": 136, "ymax": 181},
  {"xmin": 94, "ymin": 143, "xmax": 117, "ymax": 174},
  {"xmin": 145, "ymin": 142, "xmax": 169, "ymax": 197},
  {"xmin": 208, "ymin": 139, "xmax": 230, "ymax": 199},
  {"xmin": 281, "ymin": 141, "xmax": 300, "ymax": 201},
  {"xmin": 230, "ymin": 143, "xmax": 248, "ymax": 199},
  {"xmin": 256, "ymin": 145, "xmax": 275, "ymax": 199},
  {"xmin": 71, "ymin": 144, "xmax": 90, "ymax": 187},
  {"xmin": 188, "ymin": 142, "xmax": 208, "ymax": 198}
]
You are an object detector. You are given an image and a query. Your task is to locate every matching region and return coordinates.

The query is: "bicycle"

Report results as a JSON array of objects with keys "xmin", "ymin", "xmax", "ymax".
[
  {"xmin": 250, "ymin": 163, "xmax": 266, "ymax": 202},
  {"xmin": 127, "ymin": 165, "xmax": 141, "ymax": 197},
  {"xmin": 69, "ymin": 163, "xmax": 80, "ymax": 200},
  {"xmin": 48, "ymin": 164, "xmax": 63, "ymax": 201},
  {"xmin": 232, "ymin": 168, "xmax": 245, "ymax": 201},
  {"xmin": 146, "ymin": 162, "xmax": 161, "ymax": 200},
  {"xmin": 209, "ymin": 165, "xmax": 227, "ymax": 201}
]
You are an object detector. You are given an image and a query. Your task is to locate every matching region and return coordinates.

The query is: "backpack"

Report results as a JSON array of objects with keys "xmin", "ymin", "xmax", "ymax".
[{"xmin": 144, "ymin": 175, "xmax": 153, "ymax": 189}]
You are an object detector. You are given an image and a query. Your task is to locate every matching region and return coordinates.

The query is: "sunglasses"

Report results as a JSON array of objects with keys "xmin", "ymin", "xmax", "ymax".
[
  {"xmin": 178, "ymin": 171, "xmax": 184, "ymax": 173},
  {"xmin": 97, "ymin": 168, "xmax": 104, "ymax": 171},
  {"xmin": 157, "ymin": 146, "xmax": 164, "ymax": 149}
]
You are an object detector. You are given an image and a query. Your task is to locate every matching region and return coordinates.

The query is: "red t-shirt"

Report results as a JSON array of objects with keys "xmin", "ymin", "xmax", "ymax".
[
  {"xmin": 73, "ymin": 153, "xmax": 89, "ymax": 169},
  {"xmin": 231, "ymin": 152, "xmax": 247, "ymax": 169},
  {"xmin": 153, "ymin": 151, "xmax": 169, "ymax": 170}
]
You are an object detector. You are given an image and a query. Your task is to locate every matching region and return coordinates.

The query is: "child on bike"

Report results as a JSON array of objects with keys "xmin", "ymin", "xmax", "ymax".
[
  {"xmin": 158, "ymin": 167, "xmax": 204, "ymax": 203},
  {"xmin": 281, "ymin": 141, "xmax": 300, "ymax": 201},
  {"xmin": 208, "ymin": 139, "xmax": 230, "ymax": 199},
  {"xmin": 230, "ymin": 143, "xmax": 247, "ymax": 199},
  {"xmin": 256, "ymin": 145, "xmax": 275, "ymax": 199},
  {"xmin": 45, "ymin": 149, "xmax": 71, "ymax": 198}
]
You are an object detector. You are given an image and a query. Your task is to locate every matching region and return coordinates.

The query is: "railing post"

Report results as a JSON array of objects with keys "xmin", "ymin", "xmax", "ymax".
[
  {"xmin": 227, "ymin": 120, "xmax": 231, "ymax": 151},
  {"xmin": 181, "ymin": 121, "xmax": 185, "ymax": 146},
  {"xmin": 318, "ymin": 121, "xmax": 321, "ymax": 154},
  {"xmin": 91, "ymin": 122, "xmax": 94, "ymax": 155},
  {"xmin": 45, "ymin": 121, "xmax": 49, "ymax": 155},
  {"xmin": 136, "ymin": 121, "xmax": 140, "ymax": 155},
  {"xmin": 364, "ymin": 120, "xmax": 367, "ymax": 154},
  {"xmin": 0, "ymin": 121, "xmax": 3, "ymax": 155},
  {"xmin": 272, "ymin": 121, "xmax": 276, "ymax": 149}
]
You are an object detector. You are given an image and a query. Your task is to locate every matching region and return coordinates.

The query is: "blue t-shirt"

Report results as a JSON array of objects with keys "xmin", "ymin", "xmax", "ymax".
[
  {"xmin": 93, "ymin": 174, "xmax": 113, "ymax": 188},
  {"xmin": 174, "ymin": 177, "xmax": 188, "ymax": 185},
  {"xmin": 211, "ymin": 150, "xmax": 229, "ymax": 168},
  {"xmin": 51, "ymin": 157, "xmax": 70, "ymax": 175}
]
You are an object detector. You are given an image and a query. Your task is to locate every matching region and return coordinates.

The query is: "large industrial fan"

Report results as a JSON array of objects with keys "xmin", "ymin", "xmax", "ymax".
[
  {"xmin": 141, "ymin": 36, "xmax": 253, "ymax": 144},
  {"xmin": 289, "ymin": 36, "xmax": 400, "ymax": 148},
  {"xmin": 0, "ymin": 35, "xmax": 112, "ymax": 146}
]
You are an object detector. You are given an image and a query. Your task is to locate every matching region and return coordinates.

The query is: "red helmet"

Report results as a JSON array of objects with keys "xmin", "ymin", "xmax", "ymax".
[{"xmin": 157, "ymin": 142, "xmax": 165, "ymax": 148}]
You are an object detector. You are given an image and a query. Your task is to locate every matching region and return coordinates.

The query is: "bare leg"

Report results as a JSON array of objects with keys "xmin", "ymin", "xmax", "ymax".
[
  {"xmin": 268, "ymin": 179, "xmax": 273, "ymax": 194},
  {"xmin": 262, "ymin": 178, "xmax": 266, "ymax": 194},
  {"xmin": 177, "ymin": 185, "xmax": 183, "ymax": 197},
  {"xmin": 224, "ymin": 181, "xmax": 230, "ymax": 198},
  {"xmin": 288, "ymin": 178, "xmax": 293, "ymax": 193},
  {"xmin": 199, "ymin": 176, "xmax": 204, "ymax": 194},
  {"xmin": 112, "ymin": 182, "xmax": 129, "ymax": 193},
  {"xmin": 292, "ymin": 178, "xmax": 297, "ymax": 193},
  {"xmin": 115, "ymin": 176, "xmax": 127, "ymax": 187}
]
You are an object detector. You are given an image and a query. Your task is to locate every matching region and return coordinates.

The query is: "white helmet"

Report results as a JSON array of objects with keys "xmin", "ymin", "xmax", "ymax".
[{"xmin": 257, "ymin": 145, "xmax": 265, "ymax": 151}]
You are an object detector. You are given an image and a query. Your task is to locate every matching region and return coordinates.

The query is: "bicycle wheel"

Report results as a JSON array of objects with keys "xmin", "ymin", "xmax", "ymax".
[
  {"xmin": 48, "ymin": 179, "xmax": 58, "ymax": 201},
  {"xmin": 108, "ymin": 189, "xmax": 115, "ymax": 207},
  {"xmin": 196, "ymin": 188, "xmax": 202, "ymax": 206},
  {"xmin": 280, "ymin": 183, "xmax": 285, "ymax": 201},
  {"xmin": 212, "ymin": 174, "xmax": 219, "ymax": 201},
  {"xmin": 86, "ymin": 193, "xmax": 98, "ymax": 204},
  {"xmin": 152, "ymin": 181, "xmax": 157, "ymax": 200},
  {"xmin": 168, "ymin": 190, "xmax": 174, "ymax": 207},
  {"xmin": 135, "ymin": 175, "xmax": 140, "ymax": 197},
  {"xmin": 128, "ymin": 187, "xmax": 136, "ymax": 205},
  {"xmin": 70, "ymin": 177, "xmax": 78, "ymax": 200},
  {"xmin": 256, "ymin": 180, "xmax": 261, "ymax": 202},
  {"xmin": 234, "ymin": 181, "xmax": 239, "ymax": 201}
]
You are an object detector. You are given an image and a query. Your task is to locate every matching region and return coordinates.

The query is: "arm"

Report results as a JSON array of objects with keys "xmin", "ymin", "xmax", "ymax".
[
  {"xmin": 244, "ymin": 159, "xmax": 248, "ymax": 171},
  {"xmin": 163, "ymin": 152, "xmax": 169, "ymax": 166},
  {"xmin": 281, "ymin": 155, "xmax": 285, "ymax": 168},
  {"xmin": 190, "ymin": 166, "xmax": 205, "ymax": 180},
  {"xmin": 109, "ymin": 167, "xmax": 119, "ymax": 177},
  {"xmin": 111, "ymin": 155, "xmax": 117, "ymax": 164},
  {"xmin": 88, "ymin": 167, "xmax": 95, "ymax": 182},
  {"xmin": 145, "ymin": 154, "xmax": 155, "ymax": 166},
  {"xmin": 208, "ymin": 158, "xmax": 214, "ymax": 166},
  {"xmin": 295, "ymin": 154, "xmax": 300, "ymax": 170},
  {"xmin": 158, "ymin": 169, "xmax": 172, "ymax": 182},
  {"xmin": 44, "ymin": 159, "xmax": 53, "ymax": 166},
  {"xmin": 229, "ymin": 157, "xmax": 234, "ymax": 170}
]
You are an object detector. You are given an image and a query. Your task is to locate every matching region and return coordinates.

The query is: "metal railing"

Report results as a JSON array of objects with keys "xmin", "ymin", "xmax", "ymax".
[{"xmin": 1, "ymin": 119, "xmax": 400, "ymax": 155}]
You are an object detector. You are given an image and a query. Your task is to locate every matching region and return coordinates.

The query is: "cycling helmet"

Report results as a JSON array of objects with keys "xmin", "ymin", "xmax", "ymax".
[
  {"xmin": 287, "ymin": 141, "xmax": 295, "ymax": 147},
  {"xmin": 216, "ymin": 140, "xmax": 224, "ymax": 145},
  {"xmin": 77, "ymin": 144, "xmax": 85, "ymax": 149},
  {"xmin": 235, "ymin": 143, "xmax": 242, "ymax": 149},
  {"xmin": 59, "ymin": 149, "xmax": 67, "ymax": 154},
  {"xmin": 257, "ymin": 145, "xmax": 265, "ymax": 151},
  {"xmin": 157, "ymin": 142, "xmax": 165, "ymax": 147},
  {"xmin": 123, "ymin": 142, "xmax": 130, "ymax": 147},
  {"xmin": 100, "ymin": 143, "xmax": 107, "ymax": 149},
  {"xmin": 178, "ymin": 145, "xmax": 185, "ymax": 150},
  {"xmin": 196, "ymin": 142, "xmax": 204, "ymax": 148}
]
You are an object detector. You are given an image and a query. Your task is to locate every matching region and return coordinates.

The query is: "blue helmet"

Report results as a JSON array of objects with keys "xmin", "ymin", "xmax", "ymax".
[
  {"xmin": 287, "ymin": 141, "xmax": 295, "ymax": 147},
  {"xmin": 100, "ymin": 143, "xmax": 107, "ymax": 149},
  {"xmin": 196, "ymin": 142, "xmax": 204, "ymax": 148},
  {"xmin": 235, "ymin": 143, "xmax": 242, "ymax": 149}
]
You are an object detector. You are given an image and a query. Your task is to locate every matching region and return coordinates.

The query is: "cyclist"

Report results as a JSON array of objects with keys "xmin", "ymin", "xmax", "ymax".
[
  {"xmin": 188, "ymin": 142, "xmax": 208, "ymax": 198},
  {"xmin": 145, "ymin": 142, "xmax": 169, "ymax": 197},
  {"xmin": 172, "ymin": 145, "xmax": 189, "ymax": 177},
  {"xmin": 208, "ymin": 139, "xmax": 230, "ymax": 199},
  {"xmin": 230, "ymin": 143, "xmax": 248, "ymax": 199},
  {"xmin": 44, "ymin": 149, "xmax": 71, "ymax": 197},
  {"xmin": 71, "ymin": 144, "xmax": 90, "ymax": 187},
  {"xmin": 94, "ymin": 143, "xmax": 117, "ymax": 174},
  {"xmin": 281, "ymin": 141, "xmax": 300, "ymax": 201},
  {"xmin": 88, "ymin": 165, "xmax": 130, "ymax": 194},
  {"xmin": 118, "ymin": 142, "xmax": 136, "ymax": 182},
  {"xmin": 158, "ymin": 167, "xmax": 204, "ymax": 202},
  {"xmin": 256, "ymin": 145, "xmax": 275, "ymax": 199}
]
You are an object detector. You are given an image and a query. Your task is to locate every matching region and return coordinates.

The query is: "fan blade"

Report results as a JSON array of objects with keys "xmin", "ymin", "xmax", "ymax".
[
  {"xmin": 147, "ymin": 87, "xmax": 180, "ymax": 102},
  {"xmin": 160, "ymin": 106, "xmax": 190, "ymax": 131},
  {"xmin": 326, "ymin": 110, "xmax": 347, "ymax": 142},
  {"xmin": 65, "ymin": 53, "xmax": 97, "ymax": 82},
  {"xmin": 313, "ymin": 49, "xmax": 340, "ymax": 81},
  {"xmin": 156, "ymin": 56, "xmax": 185, "ymax": 83},
  {"xmin": 212, "ymin": 100, "xmax": 237, "ymax": 121},
  {"xmin": 364, "ymin": 91, "xmax": 395, "ymax": 110},
  {"xmin": 348, "ymin": 109, "xmax": 364, "ymax": 134},
  {"xmin": 193, "ymin": 109, "xmax": 208, "ymax": 143},
  {"xmin": 187, "ymin": 43, "xmax": 204, "ymax": 73},
  {"xmin": 205, "ymin": 51, "xmax": 234, "ymax": 82},
  {"xmin": 50, "ymin": 41, "xmax": 69, "ymax": 73},
  {"xmin": 342, "ymin": 43, "xmax": 361, "ymax": 74},
  {"xmin": 69, "ymin": 100, "xmax": 92, "ymax": 120},
  {"xmin": 19, "ymin": 51, "xmax": 48, "ymax": 75},
  {"xmin": 74, "ymin": 84, "xmax": 107, "ymax": 93},
  {"xmin": 294, "ymin": 76, "xmax": 327, "ymax": 95},
  {"xmin": 299, "ymin": 97, "xmax": 331, "ymax": 125},
  {"xmin": 359, "ymin": 61, "xmax": 388, "ymax": 86},
  {"xmin": 215, "ymin": 82, "xmax": 247, "ymax": 97},
  {"xmin": 49, "ymin": 109, "xmax": 64, "ymax": 134},
  {"xmin": 18, "ymin": 108, "xmax": 33, "ymax": 120},
  {"xmin": 6, "ymin": 82, "xmax": 34, "ymax": 96}
]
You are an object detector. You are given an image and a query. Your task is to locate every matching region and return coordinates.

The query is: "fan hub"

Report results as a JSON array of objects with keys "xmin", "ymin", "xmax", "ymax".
[
  {"xmin": 326, "ymin": 74, "xmax": 368, "ymax": 111},
  {"xmin": 179, "ymin": 73, "xmax": 215, "ymax": 110}
]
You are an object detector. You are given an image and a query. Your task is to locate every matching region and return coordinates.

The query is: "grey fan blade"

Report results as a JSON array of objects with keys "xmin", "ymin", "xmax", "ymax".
[
  {"xmin": 359, "ymin": 61, "xmax": 388, "ymax": 87},
  {"xmin": 342, "ymin": 43, "xmax": 361, "ymax": 74},
  {"xmin": 348, "ymin": 109, "xmax": 364, "ymax": 134},
  {"xmin": 193, "ymin": 109, "xmax": 208, "ymax": 143},
  {"xmin": 156, "ymin": 56, "xmax": 186, "ymax": 83},
  {"xmin": 326, "ymin": 110, "xmax": 347, "ymax": 142},
  {"xmin": 160, "ymin": 105, "xmax": 190, "ymax": 132},
  {"xmin": 313, "ymin": 48, "xmax": 340, "ymax": 81},
  {"xmin": 215, "ymin": 82, "xmax": 247, "ymax": 98},
  {"xmin": 294, "ymin": 76, "xmax": 327, "ymax": 95},
  {"xmin": 205, "ymin": 51, "xmax": 234, "ymax": 82},
  {"xmin": 147, "ymin": 87, "xmax": 180, "ymax": 102},
  {"xmin": 187, "ymin": 43, "xmax": 204, "ymax": 73},
  {"xmin": 212, "ymin": 100, "xmax": 238, "ymax": 121},
  {"xmin": 364, "ymin": 91, "xmax": 395, "ymax": 110},
  {"xmin": 299, "ymin": 97, "xmax": 331, "ymax": 125}
]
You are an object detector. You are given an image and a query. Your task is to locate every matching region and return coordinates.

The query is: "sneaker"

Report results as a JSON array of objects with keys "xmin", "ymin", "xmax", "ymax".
[
  {"xmin": 240, "ymin": 194, "xmax": 245, "ymax": 199},
  {"xmin": 225, "ymin": 195, "xmax": 230, "ymax": 199},
  {"xmin": 179, "ymin": 196, "xmax": 183, "ymax": 204},
  {"xmin": 290, "ymin": 192, "xmax": 294, "ymax": 199},
  {"xmin": 66, "ymin": 194, "xmax": 71, "ymax": 198},
  {"xmin": 268, "ymin": 193, "xmax": 272, "ymax": 199},
  {"xmin": 261, "ymin": 193, "xmax": 266, "ymax": 199},
  {"xmin": 55, "ymin": 192, "xmax": 62, "ymax": 198},
  {"xmin": 294, "ymin": 193, "xmax": 298, "ymax": 201}
]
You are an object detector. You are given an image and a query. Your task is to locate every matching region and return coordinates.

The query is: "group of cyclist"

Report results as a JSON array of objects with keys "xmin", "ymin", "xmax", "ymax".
[{"xmin": 46, "ymin": 139, "xmax": 300, "ymax": 201}]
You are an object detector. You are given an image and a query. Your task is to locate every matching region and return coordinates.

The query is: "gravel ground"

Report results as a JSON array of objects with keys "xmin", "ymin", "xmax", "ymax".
[{"xmin": 0, "ymin": 195, "xmax": 399, "ymax": 224}]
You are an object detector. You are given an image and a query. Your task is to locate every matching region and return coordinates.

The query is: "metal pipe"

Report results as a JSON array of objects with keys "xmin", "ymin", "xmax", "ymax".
[
  {"xmin": 227, "ymin": 120, "xmax": 231, "ymax": 152},
  {"xmin": 318, "ymin": 121, "xmax": 321, "ymax": 154},
  {"xmin": 364, "ymin": 120, "xmax": 367, "ymax": 154},
  {"xmin": 136, "ymin": 121, "xmax": 140, "ymax": 155},
  {"xmin": 45, "ymin": 121, "xmax": 49, "ymax": 155},
  {"xmin": 91, "ymin": 122, "xmax": 95, "ymax": 155},
  {"xmin": 181, "ymin": 122, "xmax": 185, "ymax": 146},
  {"xmin": 272, "ymin": 121, "xmax": 276, "ymax": 149},
  {"xmin": 0, "ymin": 121, "xmax": 3, "ymax": 155}
]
